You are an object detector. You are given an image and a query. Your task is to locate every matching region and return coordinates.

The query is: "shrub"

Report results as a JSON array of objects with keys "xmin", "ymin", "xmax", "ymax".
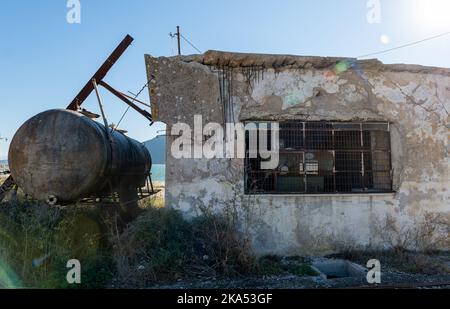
[
  {"xmin": 111, "ymin": 205, "xmax": 258, "ymax": 287},
  {"xmin": 111, "ymin": 206, "xmax": 192, "ymax": 286}
]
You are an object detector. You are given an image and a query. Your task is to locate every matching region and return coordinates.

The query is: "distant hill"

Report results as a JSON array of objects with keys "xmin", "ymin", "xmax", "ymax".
[{"xmin": 143, "ymin": 135, "xmax": 166, "ymax": 164}]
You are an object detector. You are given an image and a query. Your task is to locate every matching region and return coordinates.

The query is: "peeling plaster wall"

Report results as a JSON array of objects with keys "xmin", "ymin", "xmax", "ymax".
[{"xmin": 146, "ymin": 51, "xmax": 450, "ymax": 256}]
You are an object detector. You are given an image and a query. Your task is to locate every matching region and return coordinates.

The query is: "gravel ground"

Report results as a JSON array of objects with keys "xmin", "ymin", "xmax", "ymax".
[
  {"xmin": 148, "ymin": 253, "xmax": 450, "ymax": 289},
  {"xmin": 151, "ymin": 272, "xmax": 450, "ymax": 289}
]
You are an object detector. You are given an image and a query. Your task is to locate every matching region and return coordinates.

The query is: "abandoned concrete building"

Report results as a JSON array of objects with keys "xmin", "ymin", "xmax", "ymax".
[{"xmin": 145, "ymin": 51, "xmax": 450, "ymax": 256}]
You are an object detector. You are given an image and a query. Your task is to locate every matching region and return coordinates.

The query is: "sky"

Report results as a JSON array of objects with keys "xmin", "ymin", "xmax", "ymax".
[{"xmin": 1, "ymin": 0, "xmax": 450, "ymax": 160}]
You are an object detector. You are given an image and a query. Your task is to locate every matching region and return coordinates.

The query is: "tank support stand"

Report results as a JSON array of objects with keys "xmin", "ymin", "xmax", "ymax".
[{"xmin": 0, "ymin": 176, "xmax": 16, "ymax": 203}]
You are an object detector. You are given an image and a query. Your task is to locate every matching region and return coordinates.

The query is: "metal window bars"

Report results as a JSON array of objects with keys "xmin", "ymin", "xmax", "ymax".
[{"xmin": 245, "ymin": 121, "xmax": 392, "ymax": 194}]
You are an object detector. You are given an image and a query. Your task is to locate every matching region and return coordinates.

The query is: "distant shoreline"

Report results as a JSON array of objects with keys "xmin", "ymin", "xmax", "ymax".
[{"xmin": 0, "ymin": 160, "xmax": 9, "ymax": 173}]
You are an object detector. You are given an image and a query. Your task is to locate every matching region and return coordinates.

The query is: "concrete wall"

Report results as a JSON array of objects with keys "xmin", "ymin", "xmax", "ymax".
[{"xmin": 146, "ymin": 51, "xmax": 450, "ymax": 256}]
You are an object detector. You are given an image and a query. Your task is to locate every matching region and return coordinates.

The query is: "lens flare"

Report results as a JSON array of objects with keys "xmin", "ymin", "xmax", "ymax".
[
  {"xmin": 0, "ymin": 259, "xmax": 22, "ymax": 288},
  {"xmin": 32, "ymin": 254, "xmax": 50, "ymax": 268},
  {"xmin": 334, "ymin": 61, "xmax": 349, "ymax": 74},
  {"xmin": 380, "ymin": 34, "xmax": 390, "ymax": 45}
]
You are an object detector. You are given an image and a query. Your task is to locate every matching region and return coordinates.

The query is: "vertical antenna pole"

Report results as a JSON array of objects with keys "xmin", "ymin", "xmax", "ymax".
[{"xmin": 176, "ymin": 26, "xmax": 181, "ymax": 55}]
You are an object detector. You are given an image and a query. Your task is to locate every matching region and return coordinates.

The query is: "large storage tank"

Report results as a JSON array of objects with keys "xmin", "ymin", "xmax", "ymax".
[{"xmin": 8, "ymin": 109, "xmax": 151, "ymax": 204}]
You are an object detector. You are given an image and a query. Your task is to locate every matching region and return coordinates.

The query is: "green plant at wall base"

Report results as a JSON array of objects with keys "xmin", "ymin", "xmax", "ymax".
[
  {"xmin": 257, "ymin": 256, "xmax": 285, "ymax": 276},
  {"xmin": 257, "ymin": 255, "xmax": 318, "ymax": 277},
  {"xmin": 290, "ymin": 263, "xmax": 318, "ymax": 277}
]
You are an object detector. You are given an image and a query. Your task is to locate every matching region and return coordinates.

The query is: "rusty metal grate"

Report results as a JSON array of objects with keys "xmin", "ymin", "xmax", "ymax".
[{"xmin": 245, "ymin": 121, "xmax": 392, "ymax": 194}]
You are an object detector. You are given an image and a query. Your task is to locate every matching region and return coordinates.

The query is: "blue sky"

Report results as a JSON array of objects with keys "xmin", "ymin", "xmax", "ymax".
[{"xmin": 1, "ymin": 0, "xmax": 450, "ymax": 160}]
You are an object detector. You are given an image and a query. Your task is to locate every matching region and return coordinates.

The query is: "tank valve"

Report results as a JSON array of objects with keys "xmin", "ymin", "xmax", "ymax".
[{"xmin": 46, "ymin": 195, "xmax": 58, "ymax": 206}]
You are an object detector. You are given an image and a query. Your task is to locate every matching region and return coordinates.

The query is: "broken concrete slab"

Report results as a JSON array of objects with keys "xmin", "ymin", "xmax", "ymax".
[{"xmin": 311, "ymin": 258, "xmax": 367, "ymax": 279}]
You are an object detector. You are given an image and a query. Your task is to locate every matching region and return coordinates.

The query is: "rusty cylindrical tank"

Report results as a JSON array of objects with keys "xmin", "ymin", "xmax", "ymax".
[{"xmin": 8, "ymin": 109, "xmax": 152, "ymax": 204}]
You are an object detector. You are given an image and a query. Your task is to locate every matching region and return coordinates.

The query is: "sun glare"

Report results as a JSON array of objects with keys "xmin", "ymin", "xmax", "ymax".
[{"xmin": 412, "ymin": 0, "xmax": 450, "ymax": 32}]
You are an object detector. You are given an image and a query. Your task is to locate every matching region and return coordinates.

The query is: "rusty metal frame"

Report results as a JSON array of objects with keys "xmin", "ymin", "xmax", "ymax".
[
  {"xmin": 98, "ymin": 80, "xmax": 153, "ymax": 123},
  {"xmin": 67, "ymin": 35, "xmax": 134, "ymax": 111},
  {"xmin": 66, "ymin": 34, "xmax": 153, "ymax": 125}
]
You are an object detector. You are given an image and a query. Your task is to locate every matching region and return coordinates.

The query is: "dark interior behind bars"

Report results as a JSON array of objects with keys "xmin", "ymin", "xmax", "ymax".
[{"xmin": 244, "ymin": 122, "xmax": 393, "ymax": 194}]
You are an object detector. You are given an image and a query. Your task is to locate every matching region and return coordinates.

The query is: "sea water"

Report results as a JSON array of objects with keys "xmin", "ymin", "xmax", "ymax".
[{"xmin": 151, "ymin": 164, "xmax": 165, "ymax": 183}]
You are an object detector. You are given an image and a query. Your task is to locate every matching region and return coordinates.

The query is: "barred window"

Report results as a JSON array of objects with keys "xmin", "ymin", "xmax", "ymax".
[{"xmin": 245, "ymin": 122, "xmax": 393, "ymax": 194}]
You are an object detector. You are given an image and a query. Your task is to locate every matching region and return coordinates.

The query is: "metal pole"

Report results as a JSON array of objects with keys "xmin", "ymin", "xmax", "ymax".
[
  {"xmin": 177, "ymin": 26, "xmax": 181, "ymax": 55},
  {"xmin": 92, "ymin": 78, "xmax": 113, "ymax": 142}
]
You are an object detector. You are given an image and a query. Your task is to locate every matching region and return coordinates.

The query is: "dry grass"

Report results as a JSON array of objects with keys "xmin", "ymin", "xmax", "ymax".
[
  {"xmin": 0, "ymin": 186, "xmax": 260, "ymax": 288},
  {"xmin": 145, "ymin": 194, "xmax": 164, "ymax": 209},
  {"xmin": 110, "ymin": 204, "xmax": 257, "ymax": 287},
  {"xmin": 0, "ymin": 175, "xmax": 7, "ymax": 186},
  {"xmin": 0, "ymin": 200, "xmax": 115, "ymax": 288}
]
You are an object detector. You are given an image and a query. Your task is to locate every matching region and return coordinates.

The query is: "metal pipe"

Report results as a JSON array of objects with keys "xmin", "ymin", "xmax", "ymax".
[
  {"xmin": 92, "ymin": 78, "xmax": 112, "ymax": 142},
  {"xmin": 177, "ymin": 26, "xmax": 181, "ymax": 55}
]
